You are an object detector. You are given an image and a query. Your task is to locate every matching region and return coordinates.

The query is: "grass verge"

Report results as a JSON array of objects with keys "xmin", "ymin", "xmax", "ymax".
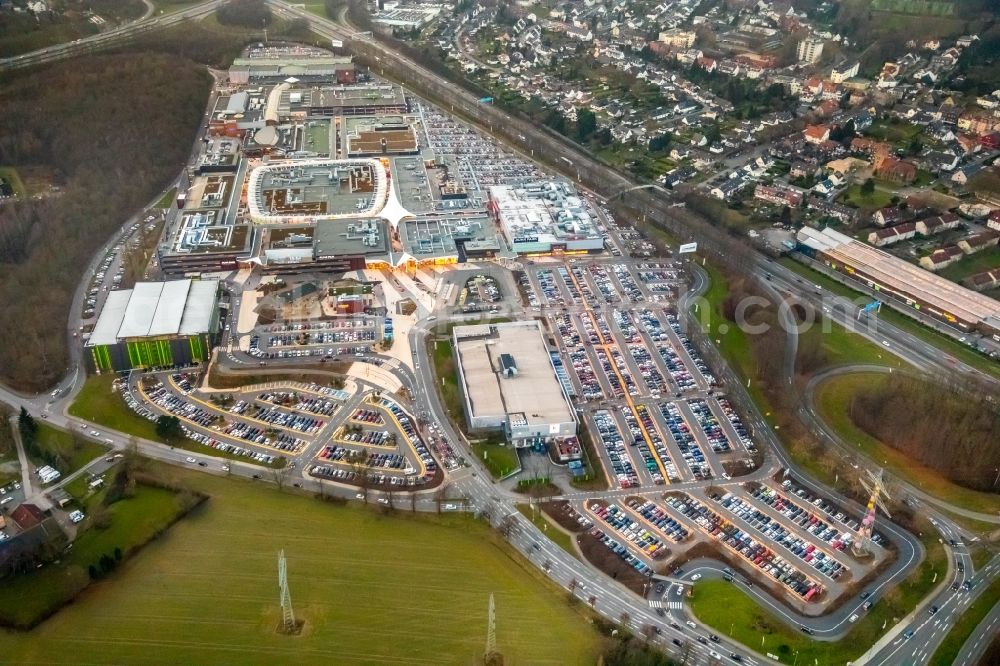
[
  {"xmin": 814, "ymin": 372, "xmax": 1000, "ymax": 516},
  {"xmin": 0, "ymin": 167, "xmax": 27, "ymax": 198},
  {"xmin": 516, "ymin": 503, "xmax": 579, "ymax": 559},
  {"xmin": 0, "ymin": 466, "xmax": 603, "ymax": 663}
]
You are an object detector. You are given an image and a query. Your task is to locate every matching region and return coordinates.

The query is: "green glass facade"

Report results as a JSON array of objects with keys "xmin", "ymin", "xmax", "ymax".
[{"xmin": 125, "ymin": 339, "xmax": 174, "ymax": 369}]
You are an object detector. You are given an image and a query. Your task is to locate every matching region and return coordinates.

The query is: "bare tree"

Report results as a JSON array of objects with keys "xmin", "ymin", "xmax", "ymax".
[
  {"xmin": 348, "ymin": 450, "xmax": 370, "ymax": 503},
  {"xmin": 384, "ymin": 483, "xmax": 396, "ymax": 510},
  {"xmin": 271, "ymin": 464, "xmax": 289, "ymax": 492},
  {"xmin": 588, "ymin": 595, "xmax": 597, "ymax": 608},
  {"xmin": 409, "ymin": 489, "xmax": 417, "ymax": 512},
  {"xmin": 434, "ymin": 481, "xmax": 449, "ymax": 514},
  {"xmin": 498, "ymin": 514, "xmax": 516, "ymax": 539}
]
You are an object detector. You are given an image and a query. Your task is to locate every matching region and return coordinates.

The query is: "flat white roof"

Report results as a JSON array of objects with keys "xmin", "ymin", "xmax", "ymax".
[
  {"xmin": 87, "ymin": 280, "xmax": 219, "ymax": 345},
  {"xmin": 88, "ymin": 290, "xmax": 133, "ymax": 346},
  {"xmin": 455, "ymin": 321, "xmax": 574, "ymax": 427}
]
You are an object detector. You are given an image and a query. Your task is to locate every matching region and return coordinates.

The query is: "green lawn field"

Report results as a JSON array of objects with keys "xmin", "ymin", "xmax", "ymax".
[
  {"xmin": 777, "ymin": 257, "xmax": 1000, "ymax": 381},
  {"xmin": 0, "ymin": 468, "xmax": 603, "ymax": 664},
  {"xmin": 0, "ymin": 167, "xmax": 27, "ymax": 198}
]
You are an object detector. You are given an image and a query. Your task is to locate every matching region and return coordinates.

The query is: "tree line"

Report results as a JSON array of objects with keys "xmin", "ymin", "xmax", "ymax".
[
  {"xmin": 849, "ymin": 375, "xmax": 1000, "ymax": 492},
  {"xmin": 0, "ymin": 53, "xmax": 212, "ymax": 390}
]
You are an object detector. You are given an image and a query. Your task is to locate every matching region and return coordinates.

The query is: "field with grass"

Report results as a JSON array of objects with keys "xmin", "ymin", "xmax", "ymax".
[
  {"xmin": 473, "ymin": 438, "xmax": 521, "ymax": 478},
  {"xmin": 69, "ymin": 375, "xmax": 281, "ymax": 466},
  {"xmin": 814, "ymin": 372, "xmax": 1000, "ymax": 516},
  {"xmin": 798, "ymin": 320, "xmax": 903, "ymax": 370},
  {"xmin": 0, "ymin": 167, "xmax": 27, "ymax": 198},
  {"xmin": 931, "ymin": 573, "xmax": 1000, "ymax": 665},
  {"xmin": 30, "ymin": 423, "xmax": 107, "ymax": 476},
  {"xmin": 689, "ymin": 520, "xmax": 946, "ymax": 665},
  {"xmin": 0, "ymin": 481, "xmax": 193, "ymax": 628},
  {"xmin": 154, "ymin": 187, "xmax": 177, "ymax": 209},
  {"xmin": 0, "ymin": 468, "xmax": 603, "ymax": 663},
  {"xmin": 838, "ymin": 183, "xmax": 895, "ymax": 211}
]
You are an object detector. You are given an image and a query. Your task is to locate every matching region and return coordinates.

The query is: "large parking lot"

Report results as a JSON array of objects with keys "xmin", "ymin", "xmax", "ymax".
[
  {"xmin": 520, "ymin": 231, "xmax": 890, "ymax": 611},
  {"xmin": 125, "ymin": 371, "xmax": 440, "ymax": 489}
]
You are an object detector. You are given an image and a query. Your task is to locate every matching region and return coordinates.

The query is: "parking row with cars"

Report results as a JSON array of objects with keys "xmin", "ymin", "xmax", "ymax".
[
  {"xmin": 588, "ymin": 527, "xmax": 656, "ymax": 577},
  {"xmin": 665, "ymin": 494, "xmax": 824, "ymax": 602},
  {"xmin": 535, "ymin": 269, "xmax": 565, "ymax": 306},
  {"xmin": 774, "ymin": 479, "xmax": 879, "ymax": 546},
  {"xmin": 594, "ymin": 410, "xmax": 639, "ymax": 489},
  {"xmin": 750, "ymin": 485, "xmax": 856, "ymax": 555},
  {"xmin": 663, "ymin": 313, "xmax": 716, "ymax": 386},
  {"xmin": 636, "ymin": 310, "xmax": 699, "ymax": 393},
  {"xmin": 588, "ymin": 502, "xmax": 669, "ymax": 560},
  {"xmin": 256, "ymin": 391, "xmax": 339, "ymax": 417},
  {"xmin": 124, "ymin": 382, "xmax": 278, "ymax": 464},
  {"xmin": 625, "ymin": 498, "xmax": 690, "ymax": 543},
  {"xmin": 713, "ymin": 492, "xmax": 846, "ymax": 582},
  {"xmin": 659, "ymin": 402, "xmax": 713, "ymax": 480},
  {"xmin": 717, "ymin": 398, "xmax": 755, "ymax": 452},
  {"xmin": 352, "ymin": 408, "xmax": 385, "ymax": 425},
  {"xmin": 378, "ymin": 397, "xmax": 438, "ymax": 476},
  {"xmin": 611, "ymin": 264, "xmax": 643, "ymax": 302},
  {"xmin": 631, "ymin": 404, "xmax": 681, "ymax": 483},
  {"xmin": 688, "ymin": 399, "xmax": 731, "ymax": 454}
]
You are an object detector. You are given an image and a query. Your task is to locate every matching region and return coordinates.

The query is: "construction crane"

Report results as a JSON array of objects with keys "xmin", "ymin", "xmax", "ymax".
[{"xmin": 854, "ymin": 468, "xmax": 891, "ymax": 557}]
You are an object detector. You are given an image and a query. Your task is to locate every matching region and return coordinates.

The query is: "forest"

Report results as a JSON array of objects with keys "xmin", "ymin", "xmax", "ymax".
[
  {"xmin": 0, "ymin": 53, "xmax": 211, "ymax": 391},
  {"xmin": 849, "ymin": 375, "xmax": 1000, "ymax": 492}
]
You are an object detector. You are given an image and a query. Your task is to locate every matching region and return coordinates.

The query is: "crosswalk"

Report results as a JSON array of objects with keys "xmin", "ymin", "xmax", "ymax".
[{"xmin": 648, "ymin": 600, "xmax": 682, "ymax": 609}]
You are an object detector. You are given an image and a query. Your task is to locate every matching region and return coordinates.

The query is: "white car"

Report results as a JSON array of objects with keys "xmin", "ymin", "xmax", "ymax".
[
  {"xmin": 377, "ymin": 498, "xmax": 389, "ymax": 505},
  {"xmin": 849, "ymin": 614, "xmax": 859, "ymax": 623},
  {"xmin": 185, "ymin": 456, "xmax": 197, "ymax": 464},
  {"xmin": 691, "ymin": 573, "xmax": 702, "ymax": 581},
  {"xmin": 68, "ymin": 510, "xmax": 85, "ymax": 524},
  {"xmin": 221, "ymin": 465, "xmax": 230, "ymax": 472}
]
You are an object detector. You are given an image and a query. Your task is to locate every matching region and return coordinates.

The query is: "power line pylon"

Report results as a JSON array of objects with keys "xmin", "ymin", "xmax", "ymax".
[
  {"xmin": 278, "ymin": 550, "xmax": 296, "ymax": 633},
  {"xmin": 484, "ymin": 593, "xmax": 502, "ymax": 665},
  {"xmin": 854, "ymin": 469, "xmax": 891, "ymax": 557}
]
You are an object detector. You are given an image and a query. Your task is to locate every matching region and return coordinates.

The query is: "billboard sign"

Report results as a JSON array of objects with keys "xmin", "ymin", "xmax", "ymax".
[{"xmin": 678, "ymin": 242, "xmax": 698, "ymax": 254}]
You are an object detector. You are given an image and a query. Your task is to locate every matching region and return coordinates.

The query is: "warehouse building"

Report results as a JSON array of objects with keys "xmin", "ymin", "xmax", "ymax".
[
  {"xmin": 85, "ymin": 280, "xmax": 221, "ymax": 373},
  {"xmin": 453, "ymin": 321, "xmax": 577, "ymax": 445},
  {"xmin": 797, "ymin": 227, "xmax": 1000, "ymax": 336}
]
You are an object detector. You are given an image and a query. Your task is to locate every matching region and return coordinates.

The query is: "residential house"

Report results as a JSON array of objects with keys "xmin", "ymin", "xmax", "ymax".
[
  {"xmin": 922, "ymin": 150, "xmax": 959, "ymax": 173},
  {"xmin": 830, "ymin": 61, "xmax": 860, "ymax": 84},
  {"xmin": 915, "ymin": 212, "xmax": 960, "ymax": 236},
  {"xmin": 868, "ymin": 222, "xmax": 917, "ymax": 246},
  {"xmin": 875, "ymin": 157, "xmax": 918, "ymax": 184},
  {"xmin": 919, "ymin": 246, "xmax": 964, "ymax": 271},
  {"xmin": 754, "ymin": 183, "xmax": 805, "ymax": 208},
  {"xmin": 803, "ymin": 124, "xmax": 830, "ymax": 145},
  {"xmin": 987, "ymin": 210, "xmax": 1000, "ymax": 232},
  {"xmin": 958, "ymin": 230, "xmax": 1000, "ymax": 254},
  {"xmin": 966, "ymin": 268, "xmax": 1000, "ymax": 292},
  {"xmin": 951, "ymin": 163, "xmax": 983, "ymax": 186},
  {"xmin": 710, "ymin": 178, "xmax": 745, "ymax": 201},
  {"xmin": 807, "ymin": 197, "xmax": 857, "ymax": 223},
  {"xmin": 874, "ymin": 207, "xmax": 905, "ymax": 227}
]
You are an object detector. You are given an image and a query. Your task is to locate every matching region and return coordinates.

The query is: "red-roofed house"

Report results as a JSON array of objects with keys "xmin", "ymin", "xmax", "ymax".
[
  {"xmin": 803, "ymin": 124, "xmax": 830, "ymax": 144},
  {"xmin": 875, "ymin": 157, "xmax": 918, "ymax": 184}
]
